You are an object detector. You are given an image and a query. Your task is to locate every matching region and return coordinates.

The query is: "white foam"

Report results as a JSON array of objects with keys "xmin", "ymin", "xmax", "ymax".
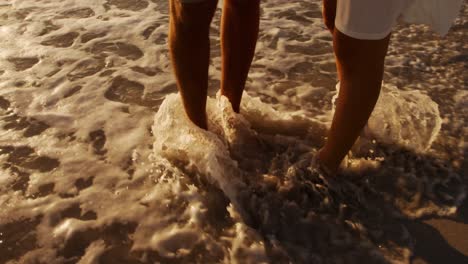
[
  {"xmin": 332, "ymin": 82, "xmax": 442, "ymax": 152},
  {"xmin": 0, "ymin": 0, "xmax": 465, "ymax": 263},
  {"xmin": 368, "ymin": 83, "xmax": 442, "ymax": 152}
]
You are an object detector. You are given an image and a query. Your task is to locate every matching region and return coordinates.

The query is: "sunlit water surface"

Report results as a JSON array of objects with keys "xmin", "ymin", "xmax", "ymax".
[{"xmin": 0, "ymin": 0, "xmax": 466, "ymax": 263}]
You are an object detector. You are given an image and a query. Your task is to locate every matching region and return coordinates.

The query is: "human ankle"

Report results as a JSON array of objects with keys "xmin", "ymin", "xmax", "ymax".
[
  {"xmin": 316, "ymin": 149, "xmax": 339, "ymax": 175},
  {"xmin": 186, "ymin": 112, "xmax": 207, "ymax": 130},
  {"xmin": 220, "ymin": 90, "xmax": 240, "ymax": 113}
]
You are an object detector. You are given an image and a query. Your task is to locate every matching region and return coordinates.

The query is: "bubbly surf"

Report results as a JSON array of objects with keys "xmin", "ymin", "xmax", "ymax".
[{"xmin": 0, "ymin": 0, "xmax": 466, "ymax": 263}]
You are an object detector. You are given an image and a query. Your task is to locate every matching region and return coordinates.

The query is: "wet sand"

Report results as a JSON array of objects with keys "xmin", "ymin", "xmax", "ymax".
[
  {"xmin": 411, "ymin": 197, "xmax": 468, "ymax": 264},
  {"xmin": 0, "ymin": 0, "xmax": 467, "ymax": 263}
]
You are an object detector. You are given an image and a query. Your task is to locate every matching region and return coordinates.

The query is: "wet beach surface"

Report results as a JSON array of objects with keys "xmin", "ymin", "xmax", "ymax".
[{"xmin": 0, "ymin": 0, "xmax": 467, "ymax": 263}]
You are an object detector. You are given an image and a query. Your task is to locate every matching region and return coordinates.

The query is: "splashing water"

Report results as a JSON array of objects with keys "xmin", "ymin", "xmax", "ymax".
[{"xmin": 0, "ymin": 0, "xmax": 466, "ymax": 263}]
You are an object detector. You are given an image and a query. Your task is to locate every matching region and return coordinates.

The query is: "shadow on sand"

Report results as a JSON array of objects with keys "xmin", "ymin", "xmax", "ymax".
[{"xmin": 227, "ymin": 139, "xmax": 467, "ymax": 264}]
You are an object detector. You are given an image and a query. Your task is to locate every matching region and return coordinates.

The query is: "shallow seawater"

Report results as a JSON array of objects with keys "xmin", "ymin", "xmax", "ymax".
[{"xmin": 0, "ymin": 0, "xmax": 466, "ymax": 263}]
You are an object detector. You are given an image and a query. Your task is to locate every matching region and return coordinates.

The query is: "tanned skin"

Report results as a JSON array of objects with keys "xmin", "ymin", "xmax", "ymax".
[
  {"xmin": 169, "ymin": 0, "xmax": 391, "ymax": 174},
  {"xmin": 220, "ymin": 0, "xmax": 260, "ymax": 113},
  {"xmin": 317, "ymin": 0, "xmax": 391, "ymax": 173},
  {"xmin": 169, "ymin": 0, "xmax": 260, "ymax": 129}
]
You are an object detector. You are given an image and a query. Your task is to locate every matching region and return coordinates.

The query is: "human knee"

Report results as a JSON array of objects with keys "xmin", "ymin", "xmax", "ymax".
[
  {"xmin": 176, "ymin": 0, "xmax": 217, "ymax": 5},
  {"xmin": 170, "ymin": 0, "xmax": 217, "ymax": 30},
  {"xmin": 333, "ymin": 31, "xmax": 362, "ymax": 64},
  {"xmin": 334, "ymin": 30, "xmax": 389, "ymax": 71},
  {"xmin": 175, "ymin": 0, "xmax": 218, "ymax": 10},
  {"xmin": 178, "ymin": 0, "xmax": 205, "ymax": 3},
  {"xmin": 225, "ymin": 0, "xmax": 260, "ymax": 9}
]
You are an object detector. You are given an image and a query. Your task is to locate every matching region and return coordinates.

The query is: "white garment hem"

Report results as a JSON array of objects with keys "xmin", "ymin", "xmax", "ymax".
[{"xmin": 334, "ymin": 22, "xmax": 393, "ymax": 40}]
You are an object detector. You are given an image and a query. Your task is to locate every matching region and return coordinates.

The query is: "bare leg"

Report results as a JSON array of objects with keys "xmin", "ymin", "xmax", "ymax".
[
  {"xmin": 169, "ymin": 0, "xmax": 218, "ymax": 129},
  {"xmin": 317, "ymin": 29, "xmax": 391, "ymax": 173},
  {"xmin": 220, "ymin": 0, "xmax": 260, "ymax": 113}
]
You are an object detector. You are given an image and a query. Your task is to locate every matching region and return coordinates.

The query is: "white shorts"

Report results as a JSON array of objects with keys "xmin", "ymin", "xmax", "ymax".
[
  {"xmin": 177, "ymin": 0, "xmax": 410, "ymax": 40},
  {"xmin": 335, "ymin": 0, "xmax": 410, "ymax": 40}
]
